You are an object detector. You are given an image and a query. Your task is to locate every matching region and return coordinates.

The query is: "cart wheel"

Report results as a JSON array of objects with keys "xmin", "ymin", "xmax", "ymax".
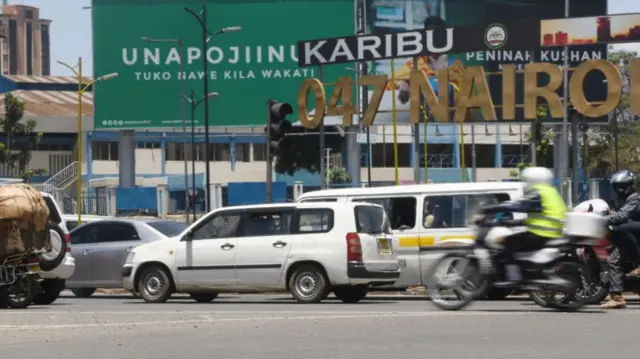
[{"xmin": 1, "ymin": 275, "xmax": 38, "ymax": 309}]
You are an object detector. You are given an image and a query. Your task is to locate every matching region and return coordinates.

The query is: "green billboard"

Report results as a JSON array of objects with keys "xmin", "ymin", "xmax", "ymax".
[{"xmin": 92, "ymin": 0, "xmax": 354, "ymax": 129}]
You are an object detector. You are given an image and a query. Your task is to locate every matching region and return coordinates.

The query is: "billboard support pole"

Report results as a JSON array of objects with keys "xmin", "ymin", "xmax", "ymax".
[
  {"xmin": 266, "ymin": 100, "xmax": 273, "ymax": 203},
  {"xmin": 561, "ymin": 0, "xmax": 570, "ymax": 204},
  {"xmin": 200, "ymin": 4, "xmax": 212, "ymax": 213},
  {"xmin": 318, "ymin": 66, "xmax": 326, "ymax": 189}
]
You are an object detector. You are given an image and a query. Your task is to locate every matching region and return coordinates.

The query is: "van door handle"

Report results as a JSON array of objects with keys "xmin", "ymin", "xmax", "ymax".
[
  {"xmin": 221, "ymin": 243, "xmax": 235, "ymax": 250},
  {"xmin": 125, "ymin": 247, "xmax": 134, "ymax": 253},
  {"xmin": 273, "ymin": 241, "xmax": 287, "ymax": 248},
  {"xmin": 82, "ymin": 249, "xmax": 92, "ymax": 255}
]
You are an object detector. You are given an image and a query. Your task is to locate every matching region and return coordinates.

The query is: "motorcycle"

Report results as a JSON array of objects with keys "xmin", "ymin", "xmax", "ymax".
[
  {"xmin": 542, "ymin": 199, "xmax": 640, "ymax": 306},
  {"xmin": 425, "ymin": 207, "xmax": 606, "ymax": 311},
  {"xmin": 0, "ymin": 221, "xmax": 67, "ymax": 309},
  {"xmin": 528, "ymin": 199, "xmax": 611, "ymax": 307}
]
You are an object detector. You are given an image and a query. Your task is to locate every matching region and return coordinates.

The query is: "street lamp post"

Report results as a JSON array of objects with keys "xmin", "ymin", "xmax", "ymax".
[
  {"xmin": 179, "ymin": 90, "xmax": 219, "ymax": 223},
  {"xmin": 141, "ymin": 36, "xmax": 189, "ymax": 223},
  {"xmin": 185, "ymin": 4, "xmax": 241, "ymax": 212},
  {"xmin": 57, "ymin": 57, "xmax": 118, "ymax": 224}
]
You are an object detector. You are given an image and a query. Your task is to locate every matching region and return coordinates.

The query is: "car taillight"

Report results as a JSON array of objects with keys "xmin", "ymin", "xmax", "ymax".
[
  {"xmin": 346, "ymin": 232, "xmax": 362, "ymax": 262},
  {"xmin": 65, "ymin": 233, "xmax": 71, "ymax": 252}
]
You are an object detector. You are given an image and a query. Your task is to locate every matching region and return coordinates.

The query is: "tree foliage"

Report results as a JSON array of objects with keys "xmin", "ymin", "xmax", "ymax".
[
  {"xmin": 587, "ymin": 48, "xmax": 638, "ymax": 177},
  {"xmin": 327, "ymin": 166, "xmax": 351, "ymax": 184},
  {"xmin": 0, "ymin": 93, "xmax": 45, "ymax": 181},
  {"xmin": 273, "ymin": 126, "xmax": 345, "ymax": 175}
]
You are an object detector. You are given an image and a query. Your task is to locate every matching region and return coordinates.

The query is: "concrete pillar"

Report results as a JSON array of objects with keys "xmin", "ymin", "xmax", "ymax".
[
  {"xmin": 118, "ymin": 130, "xmax": 136, "ymax": 188},
  {"xmin": 589, "ymin": 178, "xmax": 600, "ymax": 200},
  {"xmin": 208, "ymin": 183, "xmax": 223, "ymax": 211},
  {"xmin": 292, "ymin": 181, "xmax": 304, "ymax": 201},
  {"xmin": 345, "ymin": 126, "xmax": 361, "ymax": 186},
  {"xmin": 107, "ymin": 186, "xmax": 117, "ymax": 216},
  {"xmin": 156, "ymin": 184, "xmax": 169, "ymax": 218}
]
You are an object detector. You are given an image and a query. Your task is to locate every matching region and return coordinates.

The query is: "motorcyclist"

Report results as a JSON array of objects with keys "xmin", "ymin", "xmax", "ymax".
[
  {"xmin": 482, "ymin": 167, "xmax": 567, "ymax": 284},
  {"xmin": 601, "ymin": 170, "xmax": 640, "ymax": 309}
]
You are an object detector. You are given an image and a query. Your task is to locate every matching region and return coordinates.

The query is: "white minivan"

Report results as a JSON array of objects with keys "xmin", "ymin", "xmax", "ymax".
[
  {"xmin": 297, "ymin": 181, "xmax": 526, "ymax": 300},
  {"xmin": 122, "ymin": 202, "xmax": 401, "ymax": 304}
]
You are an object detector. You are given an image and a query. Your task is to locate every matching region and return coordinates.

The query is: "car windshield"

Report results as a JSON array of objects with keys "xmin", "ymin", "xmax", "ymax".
[{"xmin": 146, "ymin": 221, "xmax": 188, "ymax": 237}]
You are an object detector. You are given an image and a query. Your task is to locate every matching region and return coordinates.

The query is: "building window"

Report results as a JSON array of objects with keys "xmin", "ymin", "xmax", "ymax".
[
  {"xmin": 8, "ymin": 19, "xmax": 17, "ymax": 75},
  {"xmin": 234, "ymin": 143, "xmax": 250, "ymax": 162},
  {"xmin": 92, "ymin": 142, "xmax": 119, "ymax": 161},
  {"xmin": 165, "ymin": 142, "xmax": 185, "ymax": 161},
  {"xmin": 41, "ymin": 23, "xmax": 50, "ymax": 76},
  {"xmin": 213, "ymin": 143, "xmax": 229, "ymax": 161},
  {"xmin": 25, "ymin": 22, "xmax": 32, "ymax": 75},
  {"xmin": 136, "ymin": 142, "xmax": 160, "ymax": 149},
  {"xmin": 253, "ymin": 143, "xmax": 266, "ymax": 161},
  {"xmin": 25, "ymin": 9, "xmax": 34, "ymax": 19}
]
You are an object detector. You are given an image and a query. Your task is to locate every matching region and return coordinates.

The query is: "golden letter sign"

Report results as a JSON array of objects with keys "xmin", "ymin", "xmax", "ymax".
[{"xmin": 296, "ymin": 59, "xmax": 638, "ymax": 128}]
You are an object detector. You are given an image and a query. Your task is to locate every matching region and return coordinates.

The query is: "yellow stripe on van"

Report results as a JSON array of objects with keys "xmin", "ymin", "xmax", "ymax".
[
  {"xmin": 399, "ymin": 237, "xmax": 419, "ymax": 247},
  {"xmin": 441, "ymin": 235, "xmax": 475, "ymax": 241},
  {"xmin": 398, "ymin": 236, "xmax": 435, "ymax": 247}
]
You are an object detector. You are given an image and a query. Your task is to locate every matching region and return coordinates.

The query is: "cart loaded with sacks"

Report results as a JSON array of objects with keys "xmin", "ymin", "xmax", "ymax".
[{"xmin": 0, "ymin": 184, "xmax": 67, "ymax": 309}]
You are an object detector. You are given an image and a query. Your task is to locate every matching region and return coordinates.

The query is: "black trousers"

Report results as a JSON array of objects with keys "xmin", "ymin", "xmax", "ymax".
[
  {"xmin": 606, "ymin": 222, "xmax": 640, "ymax": 293},
  {"xmin": 502, "ymin": 231, "xmax": 550, "ymax": 264}
]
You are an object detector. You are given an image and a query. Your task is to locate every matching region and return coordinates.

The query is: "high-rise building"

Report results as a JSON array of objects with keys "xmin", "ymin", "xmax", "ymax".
[{"xmin": 0, "ymin": 5, "xmax": 51, "ymax": 76}]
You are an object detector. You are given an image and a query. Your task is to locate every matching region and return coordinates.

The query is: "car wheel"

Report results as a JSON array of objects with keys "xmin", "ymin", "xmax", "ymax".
[
  {"xmin": 32, "ymin": 279, "xmax": 65, "ymax": 305},
  {"xmin": 288, "ymin": 264, "xmax": 329, "ymax": 303},
  {"xmin": 137, "ymin": 265, "xmax": 173, "ymax": 303},
  {"xmin": 129, "ymin": 290, "xmax": 141, "ymax": 299},
  {"xmin": 189, "ymin": 292, "xmax": 218, "ymax": 303},
  {"xmin": 333, "ymin": 285, "xmax": 368, "ymax": 303},
  {"xmin": 71, "ymin": 288, "xmax": 96, "ymax": 298}
]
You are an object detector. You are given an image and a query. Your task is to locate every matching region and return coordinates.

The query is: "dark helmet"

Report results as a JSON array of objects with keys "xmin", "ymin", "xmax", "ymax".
[{"xmin": 610, "ymin": 170, "xmax": 636, "ymax": 198}]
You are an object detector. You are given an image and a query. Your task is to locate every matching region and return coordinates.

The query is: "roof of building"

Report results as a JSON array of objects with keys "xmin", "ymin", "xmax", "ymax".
[
  {"xmin": 0, "ymin": 89, "xmax": 93, "ymax": 117},
  {"xmin": 3, "ymin": 75, "xmax": 92, "ymax": 84}
]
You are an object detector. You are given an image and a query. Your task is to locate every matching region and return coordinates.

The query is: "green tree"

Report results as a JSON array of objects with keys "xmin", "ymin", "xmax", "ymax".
[
  {"xmin": 273, "ymin": 127, "xmax": 344, "ymax": 175},
  {"xmin": 0, "ymin": 93, "xmax": 46, "ymax": 181},
  {"xmin": 327, "ymin": 166, "xmax": 351, "ymax": 185},
  {"xmin": 587, "ymin": 48, "xmax": 638, "ymax": 176}
]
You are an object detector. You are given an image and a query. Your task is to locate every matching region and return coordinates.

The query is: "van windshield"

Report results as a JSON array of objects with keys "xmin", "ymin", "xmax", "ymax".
[{"xmin": 354, "ymin": 205, "xmax": 390, "ymax": 235}]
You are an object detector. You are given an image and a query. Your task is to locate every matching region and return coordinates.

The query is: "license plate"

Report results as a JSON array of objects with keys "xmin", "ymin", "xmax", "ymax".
[{"xmin": 377, "ymin": 238, "xmax": 391, "ymax": 254}]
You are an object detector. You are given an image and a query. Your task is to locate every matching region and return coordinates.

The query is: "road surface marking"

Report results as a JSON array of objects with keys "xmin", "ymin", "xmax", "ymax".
[{"xmin": 0, "ymin": 311, "xmax": 521, "ymax": 331}]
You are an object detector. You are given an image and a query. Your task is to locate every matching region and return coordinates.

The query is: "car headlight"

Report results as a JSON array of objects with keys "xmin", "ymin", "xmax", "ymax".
[{"xmin": 125, "ymin": 251, "xmax": 136, "ymax": 263}]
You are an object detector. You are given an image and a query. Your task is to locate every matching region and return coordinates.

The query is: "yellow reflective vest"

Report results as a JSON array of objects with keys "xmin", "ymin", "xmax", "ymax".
[{"xmin": 524, "ymin": 184, "xmax": 567, "ymax": 238}]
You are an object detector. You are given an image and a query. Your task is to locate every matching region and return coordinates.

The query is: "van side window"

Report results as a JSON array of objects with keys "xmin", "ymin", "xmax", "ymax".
[
  {"xmin": 238, "ymin": 211, "xmax": 292, "ymax": 237},
  {"xmin": 353, "ymin": 197, "xmax": 416, "ymax": 230},
  {"xmin": 423, "ymin": 193, "xmax": 510, "ymax": 229},
  {"xmin": 296, "ymin": 209, "xmax": 334, "ymax": 233},
  {"xmin": 192, "ymin": 213, "xmax": 242, "ymax": 240}
]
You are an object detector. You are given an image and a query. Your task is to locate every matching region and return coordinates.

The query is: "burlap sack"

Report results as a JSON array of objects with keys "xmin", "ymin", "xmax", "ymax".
[{"xmin": 0, "ymin": 184, "xmax": 50, "ymax": 258}]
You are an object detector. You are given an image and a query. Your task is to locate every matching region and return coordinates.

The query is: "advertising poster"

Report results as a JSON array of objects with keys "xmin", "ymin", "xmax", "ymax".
[
  {"xmin": 92, "ymin": 0, "xmax": 354, "ymax": 129},
  {"xmin": 359, "ymin": 0, "xmax": 607, "ymax": 124}
]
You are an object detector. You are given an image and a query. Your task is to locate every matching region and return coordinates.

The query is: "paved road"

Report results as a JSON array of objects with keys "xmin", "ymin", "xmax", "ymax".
[{"xmin": 1, "ymin": 293, "xmax": 639, "ymax": 359}]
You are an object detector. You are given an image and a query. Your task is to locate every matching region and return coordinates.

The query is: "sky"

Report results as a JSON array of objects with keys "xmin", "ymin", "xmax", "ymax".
[{"xmin": 9, "ymin": 0, "xmax": 640, "ymax": 77}]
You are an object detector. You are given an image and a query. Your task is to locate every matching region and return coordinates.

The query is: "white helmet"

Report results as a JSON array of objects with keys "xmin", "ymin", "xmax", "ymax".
[{"xmin": 521, "ymin": 167, "xmax": 553, "ymax": 187}]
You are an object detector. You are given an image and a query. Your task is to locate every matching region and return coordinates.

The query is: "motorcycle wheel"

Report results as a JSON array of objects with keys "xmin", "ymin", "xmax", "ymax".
[
  {"xmin": 577, "ymin": 253, "xmax": 609, "ymax": 305},
  {"xmin": 425, "ymin": 253, "xmax": 486, "ymax": 311},
  {"xmin": 536, "ymin": 260, "xmax": 586, "ymax": 312},
  {"xmin": 0, "ymin": 275, "xmax": 38, "ymax": 309}
]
